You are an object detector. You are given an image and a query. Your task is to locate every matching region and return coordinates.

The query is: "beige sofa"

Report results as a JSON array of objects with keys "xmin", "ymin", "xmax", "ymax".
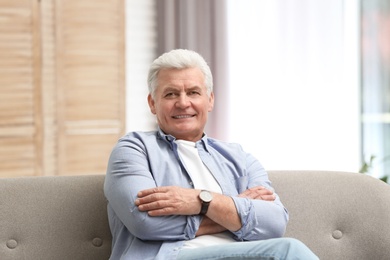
[{"xmin": 1, "ymin": 171, "xmax": 390, "ymax": 260}]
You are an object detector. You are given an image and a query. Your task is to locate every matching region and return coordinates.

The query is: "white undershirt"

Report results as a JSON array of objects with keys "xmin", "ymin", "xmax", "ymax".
[{"xmin": 175, "ymin": 140, "xmax": 236, "ymax": 249}]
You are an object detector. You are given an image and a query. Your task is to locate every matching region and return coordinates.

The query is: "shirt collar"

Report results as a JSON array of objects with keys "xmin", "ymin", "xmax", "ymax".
[{"xmin": 156, "ymin": 127, "xmax": 210, "ymax": 153}]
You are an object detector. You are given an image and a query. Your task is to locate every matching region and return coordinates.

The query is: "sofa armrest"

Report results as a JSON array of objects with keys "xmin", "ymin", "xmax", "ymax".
[
  {"xmin": 269, "ymin": 170, "xmax": 390, "ymax": 260},
  {"xmin": 0, "ymin": 175, "xmax": 111, "ymax": 260}
]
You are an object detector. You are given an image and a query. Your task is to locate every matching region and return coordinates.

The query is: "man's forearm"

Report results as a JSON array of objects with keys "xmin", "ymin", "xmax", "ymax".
[
  {"xmin": 203, "ymin": 186, "xmax": 277, "ymax": 233},
  {"xmin": 196, "ymin": 216, "xmax": 227, "ymax": 236},
  {"xmin": 205, "ymin": 193, "xmax": 242, "ymax": 232}
]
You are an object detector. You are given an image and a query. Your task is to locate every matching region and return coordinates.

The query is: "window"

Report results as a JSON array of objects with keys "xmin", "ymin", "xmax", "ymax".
[{"xmin": 361, "ymin": 0, "xmax": 390, "ymax": 179}]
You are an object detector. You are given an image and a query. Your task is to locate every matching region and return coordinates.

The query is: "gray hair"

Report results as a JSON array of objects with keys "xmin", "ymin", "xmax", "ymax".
[{"xmin": 147, "ymin": 49, "xmax": 213, "ymax": 98}]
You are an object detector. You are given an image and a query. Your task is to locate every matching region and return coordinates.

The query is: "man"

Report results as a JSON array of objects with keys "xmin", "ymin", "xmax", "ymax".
[{"xmin": 104, "ymin": 49, "xmax": 318, "ymax": 259}]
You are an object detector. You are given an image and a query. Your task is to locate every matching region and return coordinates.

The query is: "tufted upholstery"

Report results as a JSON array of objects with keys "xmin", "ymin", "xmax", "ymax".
[
  {"xmin": 269, "ymin": 170, "xmax": 390, "ymax": 260},
  {"xmin": 1, "ymin": 171, "xmax": 389, "ymax": 259},
  {"xmin": 0, "ymin": 175, "xmax": 111, "ymax": 260}
]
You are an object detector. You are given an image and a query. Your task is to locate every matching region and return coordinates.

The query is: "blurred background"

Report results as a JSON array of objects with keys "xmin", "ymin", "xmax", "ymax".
[{"xmin": 0, "ymin": 0, "xmax": 389, "ymax": 182}]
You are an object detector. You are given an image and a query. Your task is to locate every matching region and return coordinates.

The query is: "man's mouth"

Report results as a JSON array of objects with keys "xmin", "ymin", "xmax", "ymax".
[{"xmin": 172, "ymin": 114, "xmax": 195, "ymax": 119}]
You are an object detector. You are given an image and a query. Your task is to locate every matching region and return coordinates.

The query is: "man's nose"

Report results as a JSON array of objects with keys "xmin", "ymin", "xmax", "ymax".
[{"xmin": 176, "ymin": 94, "xmax": 190, "ymax": 108}]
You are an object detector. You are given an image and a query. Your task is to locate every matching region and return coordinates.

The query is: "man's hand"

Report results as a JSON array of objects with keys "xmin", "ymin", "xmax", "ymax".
[
  {"xmin": 238, "ymin": 186, "xmax": 276, "ymax": 201},
  {"xmin": 135, "ymin": 186, "xmax": 200, "ymax": 216}
]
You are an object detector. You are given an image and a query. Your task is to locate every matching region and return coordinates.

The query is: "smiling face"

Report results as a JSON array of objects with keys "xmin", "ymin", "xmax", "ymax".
[{"xmin": 148, "ymin": 67, "xmax": 214, "ymax": 142}]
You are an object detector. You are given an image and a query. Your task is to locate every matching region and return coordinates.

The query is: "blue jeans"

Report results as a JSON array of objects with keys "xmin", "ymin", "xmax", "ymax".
[{"xmin": 177, "ymin": 237, "xmax": 319, "ymax": 260}]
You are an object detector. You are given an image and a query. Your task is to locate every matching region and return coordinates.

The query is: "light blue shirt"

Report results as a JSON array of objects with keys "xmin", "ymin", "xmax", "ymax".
[{"xmin": 104, "ymin": 129, "xmax": 289, "ymax": 260}]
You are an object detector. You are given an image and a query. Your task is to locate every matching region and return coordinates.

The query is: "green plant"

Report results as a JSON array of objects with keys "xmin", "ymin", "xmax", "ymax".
[{"xmin": 359, "ymin": 155, "xmax": 389, "ymax": 183}]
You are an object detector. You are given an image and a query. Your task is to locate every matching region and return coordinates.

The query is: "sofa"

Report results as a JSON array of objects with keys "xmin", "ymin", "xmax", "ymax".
[{"xmin": 1, "ymin": 170, "xmax": 390, "ymax": 260}]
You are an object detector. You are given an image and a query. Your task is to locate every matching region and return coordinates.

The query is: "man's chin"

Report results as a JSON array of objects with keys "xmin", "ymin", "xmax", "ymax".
[{"xmin": 169, "ymin": 127, "xmax": 203, "ymax": 140}]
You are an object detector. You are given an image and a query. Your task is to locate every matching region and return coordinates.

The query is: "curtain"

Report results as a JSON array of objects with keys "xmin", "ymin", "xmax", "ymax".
[
  {"xmin": 155, "ymin": 0, "xmax": 361, "ymax": 173},
  {"xmin": 225, "ymin": 0, "xmax": 360, "ymax": 171},
  {"xmin": 156, "ymin": 0, "xmax": 230, "ymax": 139}
]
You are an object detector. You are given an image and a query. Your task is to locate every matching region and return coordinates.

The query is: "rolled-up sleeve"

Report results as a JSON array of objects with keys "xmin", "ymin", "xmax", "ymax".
[
  {"xmin": 231, "ymin": 196, "xmax": 288, "ymax": 240},
  {"xmin": 225, "ymin": 150, "xmax": 289, "ymax": 241}
]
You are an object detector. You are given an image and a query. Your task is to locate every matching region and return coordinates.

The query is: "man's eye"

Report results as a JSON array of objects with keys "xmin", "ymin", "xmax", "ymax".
[
  {"xmin": 164, "ymin": 93, "xmax": 176, "ymax": 98},
  {"xmin": 189, "ymin": 91, "xmax": 200, "ymax": 95}
]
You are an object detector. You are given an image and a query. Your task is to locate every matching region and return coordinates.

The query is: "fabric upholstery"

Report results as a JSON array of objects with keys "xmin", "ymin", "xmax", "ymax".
[
  {"xmin": 0, "ymin": 175, "xmax": 111, "ymax": 260},
  {"xmin": 1, "ymin": 171, "xmax": 389, "ymax": 259},
  {"xmin": 269, "ymin": 170, "xmax": 390, "ymax": 260}
]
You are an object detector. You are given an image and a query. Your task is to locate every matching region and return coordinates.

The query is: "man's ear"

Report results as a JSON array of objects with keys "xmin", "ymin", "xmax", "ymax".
[
  {"xmin": 147, "ymin": 94, "xmax": 156, "ymax": 115},
  {"xmin": 208, "ymin": 92, "xmax": 215, "ymax": 112}
]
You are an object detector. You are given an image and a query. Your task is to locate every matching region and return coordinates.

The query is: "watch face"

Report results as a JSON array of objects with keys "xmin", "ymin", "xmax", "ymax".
[{"xmin": 200, "ymin": 190, "xmax": 213, "ymax": 202}]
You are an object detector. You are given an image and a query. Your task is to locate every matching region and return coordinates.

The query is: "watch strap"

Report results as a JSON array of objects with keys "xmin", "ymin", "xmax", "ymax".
[{"xmin": 199, "ymin": 200, "xmax": 210, "ymax": 215}]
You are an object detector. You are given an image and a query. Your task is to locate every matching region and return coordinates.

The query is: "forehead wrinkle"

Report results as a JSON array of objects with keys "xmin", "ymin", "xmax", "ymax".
[{"xmin": 161, "ymin": 85, "xmax": 203, "ymax": 93}]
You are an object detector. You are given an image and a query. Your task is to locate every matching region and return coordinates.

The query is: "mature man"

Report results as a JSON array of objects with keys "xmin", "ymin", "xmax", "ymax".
[{"xmin": 104, "ymin": 49, "xmax": 318, "ymax": 259}]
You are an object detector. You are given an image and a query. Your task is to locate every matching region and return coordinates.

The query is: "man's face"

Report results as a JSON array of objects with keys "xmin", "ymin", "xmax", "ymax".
[{"xmin": 148, "ymin": 67, "xmax": 214, "ymax": 142}]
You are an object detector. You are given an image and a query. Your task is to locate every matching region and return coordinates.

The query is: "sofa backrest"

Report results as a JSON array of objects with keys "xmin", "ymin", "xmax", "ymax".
[
  {"xmin": 1, "ymin": 171, "xmax": 390, "ymax": 260},
  {"xmin": 269, "ymin": 170, "xmax": 390, "ymax": 260}
]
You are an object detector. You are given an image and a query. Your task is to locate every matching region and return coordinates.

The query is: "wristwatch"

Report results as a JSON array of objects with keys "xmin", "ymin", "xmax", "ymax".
[{"xmin": 199, "ymin": 190, "xmax": 213, "ymax": 215}]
